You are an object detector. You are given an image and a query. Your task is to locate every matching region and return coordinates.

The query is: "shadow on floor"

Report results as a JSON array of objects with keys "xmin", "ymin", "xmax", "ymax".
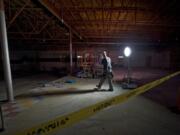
[
  {"xmin": 15, "ymin": 88, "xmax": 112, "ymax": 99},
  {"xmin": 143, "ymin": 75, "xmax": 180, "ymax": 114}
]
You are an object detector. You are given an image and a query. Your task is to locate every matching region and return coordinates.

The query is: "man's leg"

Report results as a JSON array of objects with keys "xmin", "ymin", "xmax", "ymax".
[
  {"xmin": 97, "ymin": 75, "xmax": 106, "ymax": 89},
  {"xmin": 107, "ymin": 73, "xmax": 113, "ymax": 91}
]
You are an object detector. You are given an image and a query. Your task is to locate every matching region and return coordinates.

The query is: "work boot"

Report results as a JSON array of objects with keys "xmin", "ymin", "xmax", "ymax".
[
  {"xmin": 94, "ymin": 85, "xmax": 101, "ymax": 90},
  {"xmin": 108, "ymin": 88, "xmax": 114, "ymax": 91}
]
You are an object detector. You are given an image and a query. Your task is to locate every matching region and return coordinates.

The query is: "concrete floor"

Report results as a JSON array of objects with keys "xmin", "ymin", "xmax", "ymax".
[
  {"xmin": 59, "ymin": 96, "xmax": 180, "ymax": 135},
  {"xmin": 0, "ymin": 68, "xmax": 179, "ymax": 135},
  {"xmin": 1, "ymin": 76, "xmax": 124, "ymax": 135},
  {"xmin": 0, "ymin": 74, "xmax": 59, "ymax": 100}
]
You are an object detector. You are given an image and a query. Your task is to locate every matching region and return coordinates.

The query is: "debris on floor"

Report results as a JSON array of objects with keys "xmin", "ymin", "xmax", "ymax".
[
  {"xmin": 2, "ymin": 96, "xmax": 44, "ymax": 119},
  {"xmin": 41, "ymin": 82, "xmax": 64, "ymax": 88},
  {"xmin": 64, "ymin": 80, "xmax": 76, "ymax": 84}
]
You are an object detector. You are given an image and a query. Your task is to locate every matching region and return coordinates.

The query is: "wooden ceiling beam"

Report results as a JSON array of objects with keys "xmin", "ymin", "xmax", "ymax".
[
  {"xmin": 38, "ymin": 0, "xmax": 82, "ymax": 39},
  {"xmin": 8, "ymin": 0, "xmax": 30, "ymax": 28},
  {"xmin": 68, "ymin": 19, "xmax": 177, "ymax": 29},
  {"xmin": 61, "ymin": 7, "xmax": 149, "ymax": 12}
]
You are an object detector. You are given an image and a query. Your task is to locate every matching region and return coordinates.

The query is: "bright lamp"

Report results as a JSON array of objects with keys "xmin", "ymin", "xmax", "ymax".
[{"xmin": 124, "ymin": 47, "xmax": 131, "ymax": 57}]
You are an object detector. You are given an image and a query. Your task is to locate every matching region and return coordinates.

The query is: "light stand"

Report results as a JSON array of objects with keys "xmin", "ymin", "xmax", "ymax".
[{"xmin": 122, "ymin": 47, "xmax": 138, "ymax": 89}]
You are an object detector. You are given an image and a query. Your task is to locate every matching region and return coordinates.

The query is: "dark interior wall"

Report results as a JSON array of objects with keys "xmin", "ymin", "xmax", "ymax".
[
  {"xmin": 131, "ymin": 49, "xmax": 170, "ymax": 69},
  {"xmin": 10, "ymin": 47, "xmax": 172, "ymax": 70},
  {"xmin": 170, "ymin": 45, "xmax": 180, "ymax": 70},
  {"xmin": 36, "ymin": 46, "xmax": 172, "ymax": 69},
  {"xmin": 3, "ymin": 49, "xmax": 41, "ymax": 78},
  {"xmin": 38, "ymin": 50, "xmax": 70, "ymax": 71},
  {"xmin": 5, "ymin": 43, "xmax": 178, "ymax": 78},
  {"xmin": 76, "ymin": 46, "xmax": 171, "ymax": 68}
]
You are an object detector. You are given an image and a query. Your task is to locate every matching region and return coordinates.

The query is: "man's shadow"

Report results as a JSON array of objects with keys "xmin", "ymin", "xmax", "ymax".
[{"xmin": 15, "ymin": 88, "xmax": 111, "ymax": 99}]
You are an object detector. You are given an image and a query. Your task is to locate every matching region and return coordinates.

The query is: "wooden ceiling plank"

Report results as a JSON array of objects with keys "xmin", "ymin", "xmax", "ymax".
[
  {"xmin": 8, "ymin": 0, "xmax": 30, "ymax": 28},
  {"xmin": 39, "ymin": 0, "xmax": 82, "ymax": 39}
]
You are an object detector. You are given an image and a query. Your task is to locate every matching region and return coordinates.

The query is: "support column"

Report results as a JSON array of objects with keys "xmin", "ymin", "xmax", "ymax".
[
  {"xmin": 0, "ymin": 0, "xmax": 14, "ymax": 102},
  {"xmin": 69, "ymin": 29, "xmax": 73, "ymax": 74}
]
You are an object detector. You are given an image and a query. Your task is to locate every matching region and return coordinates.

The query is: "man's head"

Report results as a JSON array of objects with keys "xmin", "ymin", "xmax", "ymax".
[{"xmin": 103, "ymin": 51, "xmax": 107, "ymax": 58}]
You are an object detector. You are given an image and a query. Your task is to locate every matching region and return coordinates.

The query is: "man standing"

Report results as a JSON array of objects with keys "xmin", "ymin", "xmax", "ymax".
[{"xmin": 96, "ymin": 51, "xmax": 114, "ymax": 91}]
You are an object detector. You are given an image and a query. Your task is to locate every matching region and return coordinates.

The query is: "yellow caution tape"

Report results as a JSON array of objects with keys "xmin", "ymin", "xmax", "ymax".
[{"xmin": 16, "ymin": 71, "xmax": 180, "ymax": 135}]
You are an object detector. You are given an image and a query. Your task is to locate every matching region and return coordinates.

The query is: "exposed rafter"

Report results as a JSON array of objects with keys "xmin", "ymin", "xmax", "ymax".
[
  {"xmin": 39, "ymin": 0, "xmax": 82, "ymax": 39},
  {"xmin": 3, "ymin": 0, "xmax": 180, "ymax": 48}
]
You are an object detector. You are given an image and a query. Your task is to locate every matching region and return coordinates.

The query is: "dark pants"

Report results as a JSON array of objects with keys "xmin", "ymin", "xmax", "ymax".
[{"xmin": 97, "ymin": 72, "xmax": 113, "ymax": 90}]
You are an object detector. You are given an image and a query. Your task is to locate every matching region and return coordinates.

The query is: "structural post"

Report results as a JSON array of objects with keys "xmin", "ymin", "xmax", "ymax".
[
  {"xmin": 0, "ymin": 0, "xmax": 14, "ymax": 102},
  {"xmin": 0, "ymin": 105, "xmax": 4, "ymax": 131},
  {"xmin": 127, "ymin": 57, "xmax": 130, "ymax": 84},
  {"xmin": 69, "ymin": 29, "xmax": 73, "ymax": 74}
]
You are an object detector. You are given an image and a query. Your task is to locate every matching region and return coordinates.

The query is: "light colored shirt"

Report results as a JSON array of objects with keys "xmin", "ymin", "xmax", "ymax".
[{"xmin": 102, "ymin": 56, "xmax": 112, "ymax": 73}]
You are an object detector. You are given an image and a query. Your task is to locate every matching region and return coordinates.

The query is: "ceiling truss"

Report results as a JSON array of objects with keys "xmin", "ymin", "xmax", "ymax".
[{"xmin": 3, "ymin": 0, "xmax": 180, "ymax": 47}]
